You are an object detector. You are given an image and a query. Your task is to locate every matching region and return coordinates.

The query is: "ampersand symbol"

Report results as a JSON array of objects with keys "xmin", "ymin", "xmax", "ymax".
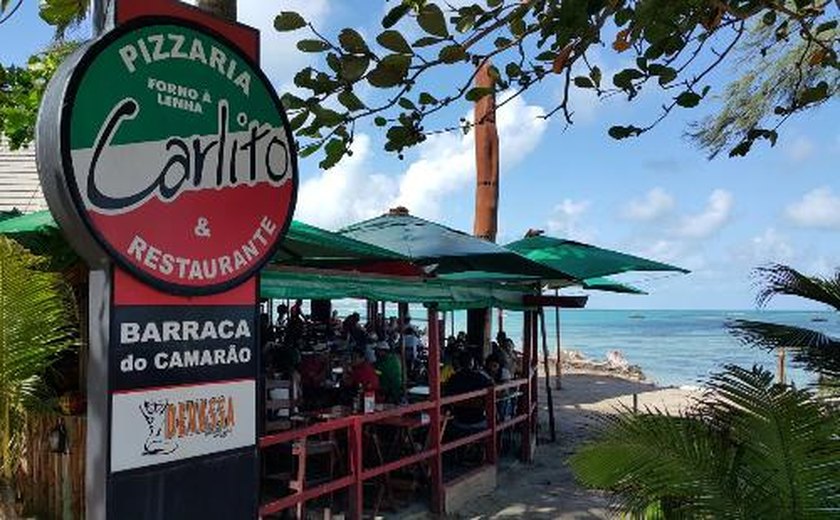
[{"xmin": 194, "ymin": 217, "xmax": 211, "ymax": 238}]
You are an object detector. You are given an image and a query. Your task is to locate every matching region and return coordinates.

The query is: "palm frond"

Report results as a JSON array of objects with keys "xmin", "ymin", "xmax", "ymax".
[
  {"xmin": 570, "ymin": 365, "xmax": 840, "ymax": 518},
  {"xmin": 0, "ymin": 236, "xmax": 77, "ymax": 478},
  {"xmin": 753, "ymin": 264, "xmax": 840, "ymax": 311},
  {"xmin": 728, "ymin": 319, "xmax": 840, "ymax": 377}
]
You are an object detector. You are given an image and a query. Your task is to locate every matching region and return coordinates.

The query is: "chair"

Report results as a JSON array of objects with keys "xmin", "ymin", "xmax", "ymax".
[{"xmin": 265, "ymin": 376, "xmax": 300, "ymax": 432}]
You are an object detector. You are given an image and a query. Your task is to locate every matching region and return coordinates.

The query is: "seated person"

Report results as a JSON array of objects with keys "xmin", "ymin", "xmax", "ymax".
[
  {"xmin": 444, "ymin": 351, "xmax": 493, "ymax": 429},
  {"xmin": 484, "ymin": 353, "xmax": 511, "ymax": 384},
  {"xmin": 374, "ymin": 344, "xmax": 402, "ymax": 404},
  {"xmin": 343, "ymin": 347, "xmax": 380, "ymax": 399}
]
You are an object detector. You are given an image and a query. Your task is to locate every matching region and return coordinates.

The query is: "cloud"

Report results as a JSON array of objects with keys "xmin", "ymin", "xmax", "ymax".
[
  {"xmin": 237, "ymin": 0, "xmax": 331, "ymax": 88},
  {"xmin": 731, "ymin": 228, "xmax": 795, "ymax": 266},
  {"xmin": 394, "ymin": 93, "xmax": 547, "ymax": 218},
  {"xmin": 294, "ymin": 135, "xmax": 396, "ymax": 229},
  {"xmin": 674, "ymin": 189, "xmax": 733, "ymax": 239},
  {"xmin": 295, "ymin": 93, "xmax": 548, "ymax": 228},
  {"xmin": 783, "ymin": 135, "xmax": 815, "ymax": 162},
  {"xmin": 546, "ymin": 199, "xmax": 594, "ymax": 241},
  {"xmin": 785, "ymin": 187, "xmax": 840, "ymax": 230},
  {"xmin": 622, "ymin": 187, "xmax": 675, "ymax": 221}
]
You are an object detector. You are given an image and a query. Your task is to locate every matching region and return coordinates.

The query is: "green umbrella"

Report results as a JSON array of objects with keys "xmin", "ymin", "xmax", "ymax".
[{"xmin": 506, "ymin": 234, "xmax": 688, "ymax": 280}]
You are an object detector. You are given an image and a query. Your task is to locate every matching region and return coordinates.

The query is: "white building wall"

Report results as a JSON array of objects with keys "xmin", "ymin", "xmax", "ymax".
[{"xmin": 0, "ymin": 137, "xmax": 47, "ymax": 213}]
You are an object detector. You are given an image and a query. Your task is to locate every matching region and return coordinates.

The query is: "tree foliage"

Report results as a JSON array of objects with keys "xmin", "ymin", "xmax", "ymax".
[
  {"xmin": 570, "ymin": 364, "xmax": 840, "ymax": 518},
  {"xmin": 1, "ymin": 0, "xmax": 837, "ymax": 166},
  {"xmin": 729, "ymin": 264, "xmax": 840, "ymax": 383},
  {"xmin": 273, "ymin": 0, "xmax": 839, "ymax": 168},
  {"xmin": 0, "ymin": 236, "xmax": 77, "ymax": 480},
  {"xmin": 0, "ymin": 41, "xmax": 79, "ymax": 150}
]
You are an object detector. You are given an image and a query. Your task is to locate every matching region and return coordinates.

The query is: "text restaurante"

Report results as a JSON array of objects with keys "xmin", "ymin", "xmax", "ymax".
[{"xmin": 126, "ymin": 215, "xmax": 277, "ymax": 281}]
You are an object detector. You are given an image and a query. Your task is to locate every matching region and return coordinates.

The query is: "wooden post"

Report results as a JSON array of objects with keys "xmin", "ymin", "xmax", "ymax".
[
  {"xmin": 427, "ymin": 305, "xmax": 444, "ymax": 514},
  {"xmin": 520, "ymin": 311, "xmax": 532, "ymax": 462},
  {"xmin": 398, "ymin": 303, "xmax": 408, "ymax": 392},
  {"xmin": 538, "ymin": 308, "xmax": 556, "ymax": 443},
  {"xmin": 497, "ymin": 308, "xmax": 504, "ymax": 336},
  {"xmin": 350, "ymin": 417, "xmax": 364, "ymax": 519},
  {"xmin": 778, "ymin": 348, "xmax": 787, "ymax": 385},
  {"xmin": 554, "ymin": 289, "xmax": 562, "ymax": 390}
]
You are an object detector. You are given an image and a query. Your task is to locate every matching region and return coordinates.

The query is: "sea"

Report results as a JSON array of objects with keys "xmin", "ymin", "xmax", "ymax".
[{"xmin": 292, "ymin": 301, "xmax": 840, "ymax": 389}]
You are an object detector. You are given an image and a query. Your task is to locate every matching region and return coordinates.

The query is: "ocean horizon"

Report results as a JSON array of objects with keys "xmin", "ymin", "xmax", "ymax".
[{"xmin": 317, "ymin": 301, "xmax": 838, "ymax": 388}]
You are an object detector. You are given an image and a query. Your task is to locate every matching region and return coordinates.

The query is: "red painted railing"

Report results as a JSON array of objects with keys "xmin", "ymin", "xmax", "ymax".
[{"xmin": 258, "ymin": 377, "xmax": 533, "ymax": 518}]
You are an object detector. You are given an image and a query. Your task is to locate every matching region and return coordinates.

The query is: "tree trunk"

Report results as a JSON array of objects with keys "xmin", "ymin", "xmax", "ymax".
[
  {"xmin": 197, "ymin": 0, "xmax": 237, "ymax": 21},
  {"xmin": 470, "ymin": 62, "xmax": 500, "ymax": 357}
]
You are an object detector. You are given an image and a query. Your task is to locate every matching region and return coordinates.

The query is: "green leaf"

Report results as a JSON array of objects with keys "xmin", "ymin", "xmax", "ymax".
[
  {"xmin": 340, "ymin": 55, "xmax": 370, "ymax": 82},
  {"xmin": 374, "ymin": 116, "xmax": 387, "ymax": 127},
  {"xmin": 798, "ymin": 81, "xmax": 829, "ymax": 106},
  {"xmin": 418, "ymin": 4, "xmax": 449, "ymax": 37},
  {"xmin": 608, "ymin": 125, "xmax": 642, "ymax": 140},
  {"xmin": 297, "ymin": 39, "xmax": 330, "ymax": 53},
  {"xmin": 762, "ymin": 11, "xmax": 776, "ymax": 26},
  {"xmin": 574, "ymin": 76, "xmax": 594, "ymax": 88},
  {"xmin": 383, "ymin": 3, "xmax": 411, "ymax": 28},
  {"xmin": 281, "ymin": 93, "xmax": 306, "ymax": 110},
  {"xmin": 509, "ymin": 16, "xmax": 526, "ymax": 37},
  {"xmin": 494, "ymin": 37, "xmax": 512, "ymax": 48},
  {"xmin": 536, "ymin": 51, "xmax": 556, "ymax": 61},
  {"xmin": 466, "ymin": 86, "xmax": 493, "ymax": 102},
  {"xmin": 377, "ymin": 30, "xmax": 412, "ymax": 54},
  {"xmin": 675, "ymin": 91, "xmax": 702, "ymax": 108},
  {"xmin": 419, "ymin": 92, "xmax": 438, "ymax": 105},
  {"xmin": 487, "ymin": 0, "xmax": 503, "ymax": 7},
  {"xmin": 337, "ymin": 90, "xmax": 365, "ymax": 111},
  {"xmin": 439, "ymin": 44, "xmax": 467, "ymax": 64},
  {"xmin": 367, "ymin": 54, "xmax": 411, "ymax": 88},
  {"xmin": 613, "ymin": 68, "xmax": 644, "ymax": 90},
  {"xmin": 648, "ymin": 64, "xmax": 677, "ymax": 85},
  {"xmin": 590, "ymin": 66, "xmax": 602, "ymax": 88},
  {"xmin": 320, "ymin": 138, "xmax": 346, "ymax": 169},
  {"xmin": 288, "ymin": 110, "xmax": 309, "ymax": 131},
  {"xmin": 339, "ymin": 29, "xmax": 368, "ymax": 54},
  {"xmin": 614, "ymin": 7, "xmax": 634, "ymax": 27},
  {"xmin": 816, "ymin": 21, "xmax": 838, "ymax": 33},
  {"xmin": 274, "ymin": 11, "xmax": 306, "ymax": 32},
  {"xmin": 313, "ymin": 106, "xmax": 344, "ymax": 126},
  {"xmin": 300, "ymin": 143, "xmax": 321, "ymax": 158},
  {"xmin": 413, "ymin": 37, "xmax": 443, "ymax": 47},
  {"xmin": 38, "ymin": 0, "xmax": 85, "ymax": 28},
  {"xmin": 505, "ymin": 62, "xmax": 521, "ymax": 77},
  {"xmin": 398, "ymin": 97, "xmax": 416, "ymax": 110}
]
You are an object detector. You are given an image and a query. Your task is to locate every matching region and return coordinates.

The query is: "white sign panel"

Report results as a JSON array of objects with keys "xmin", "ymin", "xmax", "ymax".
[{"xmin": 111, "ymin": 379, "xmax": 255, "ymax": 472}]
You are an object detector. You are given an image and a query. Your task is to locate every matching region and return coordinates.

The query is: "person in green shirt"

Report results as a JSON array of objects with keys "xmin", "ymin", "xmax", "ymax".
[{"xmin": 374, "ymin": 344, "xmax": 403, "ymax": 404}]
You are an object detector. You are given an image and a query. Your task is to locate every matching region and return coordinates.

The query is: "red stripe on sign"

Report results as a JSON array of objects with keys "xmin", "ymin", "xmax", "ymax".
[
  {"xmin": 114, "ymin": 0, "xmax": 259, "ymax": 60},
  {"xmin": 113, "ymin": 268, "xmax": 256, "ymax": 306},
  {"xmin": 111, "ymin": 377, "xmax": 255, "ymax": 395}
]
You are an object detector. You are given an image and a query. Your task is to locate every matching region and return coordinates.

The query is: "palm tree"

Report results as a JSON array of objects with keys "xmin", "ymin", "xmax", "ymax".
[
  {"xmin": 569, "ymin": 364, "xmax": 840, "ymax": 518},
  {"xmin": 728, "ymin": 264, "xmax": 840, "ymax": 384},
  {"xmin": 0, "ymin": 236, "xmax": 77, "ymax": 481}
]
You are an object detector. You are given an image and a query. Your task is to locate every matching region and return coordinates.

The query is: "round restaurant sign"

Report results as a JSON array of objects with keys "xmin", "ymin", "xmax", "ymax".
[{"xmin": 38, "ymin": 17, "xmax": 297, "ymax": 295}]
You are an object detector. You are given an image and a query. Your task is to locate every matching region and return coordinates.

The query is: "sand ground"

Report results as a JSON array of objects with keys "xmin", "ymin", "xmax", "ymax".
[{"xmin": 446, "ymin": 370, "xmax": 700, "ymax": 520}]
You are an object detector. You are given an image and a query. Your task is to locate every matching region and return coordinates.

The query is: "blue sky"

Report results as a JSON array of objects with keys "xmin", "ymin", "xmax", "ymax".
[{"xmin": 2, "ymin": 0, "xmax": 838, "ymax": 310}]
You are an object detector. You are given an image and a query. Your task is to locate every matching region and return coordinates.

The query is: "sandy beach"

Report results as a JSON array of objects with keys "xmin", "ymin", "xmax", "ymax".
[{"xmin": 447, "ymin": 366, "xmax": 700, "ymax": 519}]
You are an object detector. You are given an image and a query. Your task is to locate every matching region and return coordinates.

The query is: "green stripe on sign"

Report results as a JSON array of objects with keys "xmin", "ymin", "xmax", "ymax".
[{"xmin": 70, "ymin": 24, "xmax": 282, "ymax": 150}]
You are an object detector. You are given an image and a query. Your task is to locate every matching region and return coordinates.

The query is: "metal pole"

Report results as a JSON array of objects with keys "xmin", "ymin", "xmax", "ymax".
[
  {"xmin": 554, "ymin": 288, "xmax": 562, "ymax": 390},
  {"xmin": 538, "ymin": 308, "xmax": 556, "ymax": 443}
]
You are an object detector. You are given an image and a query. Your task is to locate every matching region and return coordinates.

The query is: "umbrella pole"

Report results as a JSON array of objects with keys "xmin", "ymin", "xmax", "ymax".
[
  {"xmin": 554, "ymin": 288, "xmax": 562, "ymax": 390},
  {"xmin": 538, "ymin": 307, "xmax": 557, "ymax": 442}
]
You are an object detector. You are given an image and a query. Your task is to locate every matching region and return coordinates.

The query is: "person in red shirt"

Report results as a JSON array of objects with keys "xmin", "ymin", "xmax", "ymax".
[{"xmin": 344, "ymin": 347, "xmax": 380, "ymax": 394}]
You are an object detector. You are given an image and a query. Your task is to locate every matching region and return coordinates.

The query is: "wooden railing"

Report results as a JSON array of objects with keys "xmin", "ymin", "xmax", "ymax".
[{"xmin": 258, "ymin": 377, "xmax": 534, "ymax": 518}]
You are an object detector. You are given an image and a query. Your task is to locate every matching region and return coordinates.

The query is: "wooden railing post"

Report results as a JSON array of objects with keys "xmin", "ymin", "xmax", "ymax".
[
  {"xmin": 520, "ymin": 310, "xmax": 532, "ymax": 462},
  {"xmin": 427, "ymin": 305, "xmax": 444, "ymax": 514},
  {"xmin": 485, "ymin": 387, "xmax": 497, "ymax": 464},
  {"xmin": 350, "ymin": 418, "xmax": 364, "ymax": 519}
]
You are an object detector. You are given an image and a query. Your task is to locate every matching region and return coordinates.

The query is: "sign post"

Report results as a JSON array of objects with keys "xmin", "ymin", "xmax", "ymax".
[{"xmin": 37, "ymin": 2, "xmax": 297, "ymax": 518}]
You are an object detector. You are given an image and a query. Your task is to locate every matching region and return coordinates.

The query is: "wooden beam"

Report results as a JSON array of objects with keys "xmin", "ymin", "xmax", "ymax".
[{"xmin": 522, "ymin": 294, "xmax": 588, "ymax": 308}]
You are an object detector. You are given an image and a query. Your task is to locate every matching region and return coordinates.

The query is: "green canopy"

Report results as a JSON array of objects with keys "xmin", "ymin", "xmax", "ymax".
[
  {"xmin": 340, "ymin": 212, "xmax": 576, "ymax": 281},
  {"xmin": 261, "ymin": 268, "xmax": 534, "ymax": 311},
  {"xmin": 506, "ymin": 235, "xmax": 688, "ymax": 280},
  {"xmin": 0, "ymin": 210, "xmax": 407, "ymax": 268},
  {"xmin": 581, "ymin": 276, "xmax": 648, "ymax": 295}
]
